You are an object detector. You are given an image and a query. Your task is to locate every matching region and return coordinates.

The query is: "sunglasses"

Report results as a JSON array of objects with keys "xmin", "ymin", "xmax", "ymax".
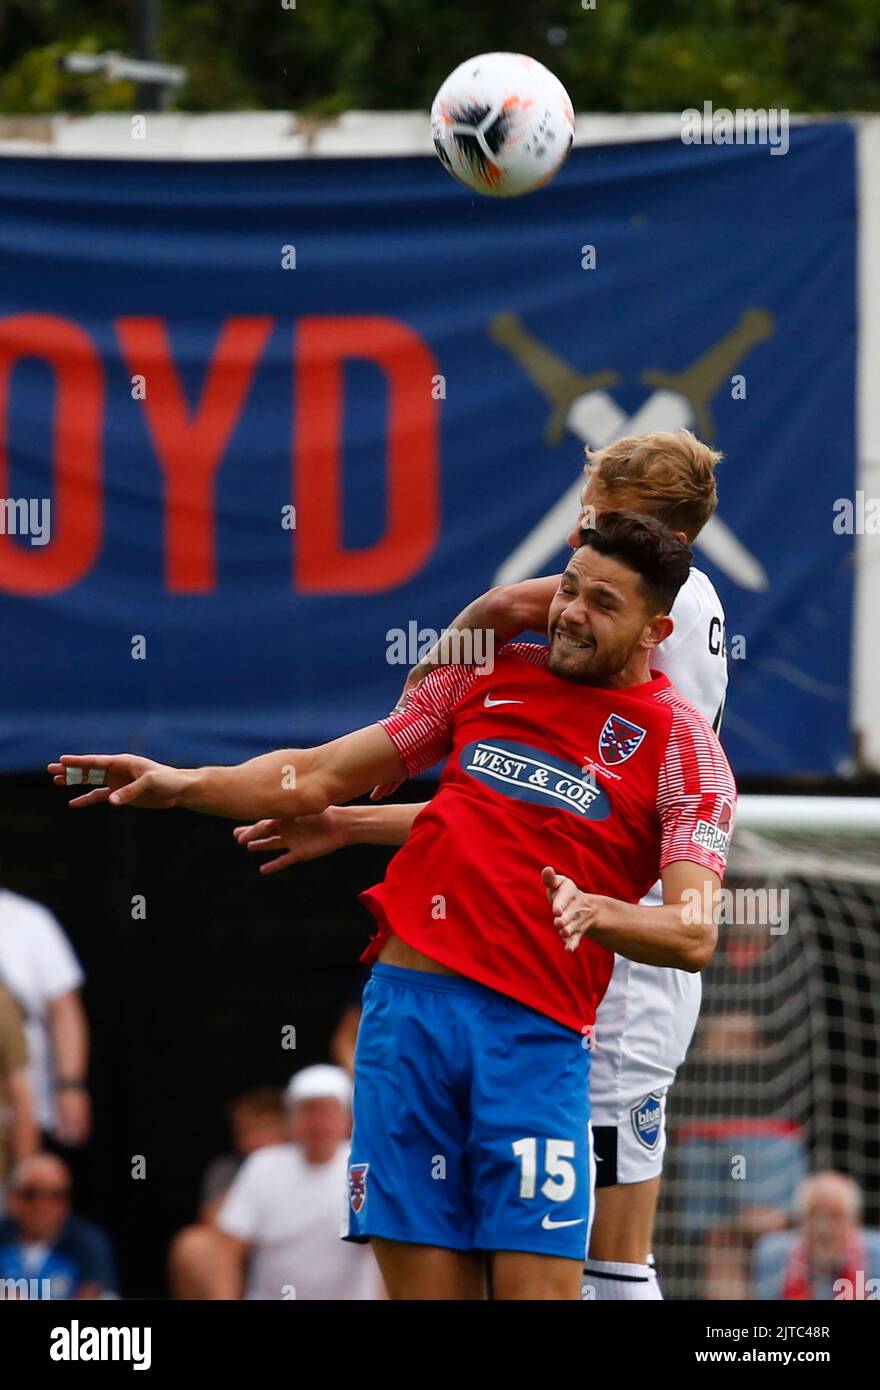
[{"xmin": 16, "ymin": 1186, "xmax": 70, "ymax": 1201}]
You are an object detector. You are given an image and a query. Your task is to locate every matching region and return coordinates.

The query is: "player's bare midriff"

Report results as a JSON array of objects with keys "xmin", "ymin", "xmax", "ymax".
[{"xmin": 378, "ymin": 931, "xmax": 460, "ymax": 976}]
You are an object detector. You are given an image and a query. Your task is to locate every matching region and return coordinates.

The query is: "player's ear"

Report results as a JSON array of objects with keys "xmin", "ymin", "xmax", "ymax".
[{"xmin": 642, "ymin": 613, "xmax": 673, "ymax": 651}]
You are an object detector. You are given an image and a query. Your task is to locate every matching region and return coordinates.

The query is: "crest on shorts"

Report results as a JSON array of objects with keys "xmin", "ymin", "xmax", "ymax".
[
  {"xmin": 630, "ymin": 1093, "xmax": 663, "ymax": 1150},
  {"xmin": 348, "ymin": 1162, "xmax": 369, "ymax": 1214},
  {"xmin": 599, "ymin": 714, "xmax": 646, "ymax": 766}
]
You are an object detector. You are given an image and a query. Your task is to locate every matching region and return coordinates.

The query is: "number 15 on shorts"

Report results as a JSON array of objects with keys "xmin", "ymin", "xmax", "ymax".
[{"xmin": 512, "ymin": 1138, "xmax": 577, "ymax": 1203}]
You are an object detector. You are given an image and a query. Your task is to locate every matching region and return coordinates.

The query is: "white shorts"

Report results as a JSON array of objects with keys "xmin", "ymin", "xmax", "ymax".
[{"xmin": 590, "ymin": 954, "xmax": 702, "ymax": 1185}]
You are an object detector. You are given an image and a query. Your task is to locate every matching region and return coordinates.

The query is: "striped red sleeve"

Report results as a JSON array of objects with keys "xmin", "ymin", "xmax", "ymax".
[
  {"xmin": 379, "ymin": 665, "xmax": 483, "ymax": 776},
  {"xmin": 655, "ymin": 687, "xmax": 737, "ymax": 879}
]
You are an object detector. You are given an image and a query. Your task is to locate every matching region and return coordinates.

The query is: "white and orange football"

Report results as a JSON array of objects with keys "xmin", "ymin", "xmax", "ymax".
[{"xmin": 431, "ymin": 52, "xmax": 575, "ymax": 198}]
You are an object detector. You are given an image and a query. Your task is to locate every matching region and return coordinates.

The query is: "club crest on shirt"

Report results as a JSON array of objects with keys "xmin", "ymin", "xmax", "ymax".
[
  {"xmin": 691, "ymin": 797, "xmax": 734, "ymax": 858},
  {"xmin": 598, "ymin": 714, "xmax": 646, "ymax": 766},
  {"xmin": 348, "ymin": 1162, "xmax": 369, "ymax": 1214},
  {"xmin": 630, "ymin": 1093, "xmax": 663, "ymax": 1150}
]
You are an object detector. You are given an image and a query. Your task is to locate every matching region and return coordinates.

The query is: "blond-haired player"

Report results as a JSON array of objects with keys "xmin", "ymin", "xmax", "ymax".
[{"xmin": 235, "ymin": 429, "xmax": 728, "ymax": 1301}]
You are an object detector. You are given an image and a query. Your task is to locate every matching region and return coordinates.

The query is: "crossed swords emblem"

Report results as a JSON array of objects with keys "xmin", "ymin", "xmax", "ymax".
[{"xmin": 490, "ymin": 309, "xmax": 774, "ymax": 591}]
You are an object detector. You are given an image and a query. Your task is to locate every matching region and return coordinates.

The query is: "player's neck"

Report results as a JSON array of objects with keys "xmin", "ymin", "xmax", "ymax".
[{"xmin": 594, "ymin": 656, "xmax": 657, "ymax": 691}]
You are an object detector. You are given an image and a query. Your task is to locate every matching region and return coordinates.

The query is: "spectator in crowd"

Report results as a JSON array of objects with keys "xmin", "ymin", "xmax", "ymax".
[
  {"xmin": 676, "ymin": 1009, "xmax": 809, "ymax": 1299},
  {"xmin": 0, "ymin": 880, "xmax": 90, "ymax": 1146},
  {"xmin": 753, "ymin": 1171, "xmax": 880, "ymax": 1300},
  {"xmin": 329, "ymin": 968, "xmax": 368, "ymax": 1077},
  {"xmin": 169, "ymin": 1064, "xmax": 381, "ymax": 1300},
  {"xmin": 329, "ymin": 1004, "xmax": 360, "ymax": 1076},
  {"xmin": 0, "ymin": 983, "xmax": 39, "ymax": 1209},
  {"xmin": 0, "ymin": 1152, "xmax": 117, "ymax": 1298},
  {"xmin": 198, "ymin": 1087, "xmax": 286, "ymax": 1222}
]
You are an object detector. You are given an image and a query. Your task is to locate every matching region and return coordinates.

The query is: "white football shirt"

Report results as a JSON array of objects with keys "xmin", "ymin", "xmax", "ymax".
[
  {"xmin": 217, "ymin": 1142, "xmax": 381, "ymax": 1301},
  {"xmin": 0, "ymin": 889, "xmax": 85, "ymax": 1130},
  {"xmin": 653, "ymin": 565, "xmax": 727, "ymax": 730},
  {"xmin": 641, "ymin": 565, "xmax": 728, "ymax": 906}
]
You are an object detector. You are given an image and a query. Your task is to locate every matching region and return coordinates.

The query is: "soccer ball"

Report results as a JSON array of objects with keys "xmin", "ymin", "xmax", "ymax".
[{"xmin": 431, "ymin": 52, "xmax": 575, "ymax": 198}]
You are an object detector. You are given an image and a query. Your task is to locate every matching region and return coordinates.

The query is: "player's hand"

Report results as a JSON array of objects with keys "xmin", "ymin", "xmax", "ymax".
[
  {"xmin": 48, "ymin": 754, "xmax": 191, "ymax": 810},
  {"xmin": 542, "ymin": 866, "xmax": 608, "ymax": 953},
  {"xmin": 369, "ymin": 663, "xmax": 430, "ymax": 801},
  {"xmin": 233, "ymin": 807, "xmax": 349, "ymax": 873}
]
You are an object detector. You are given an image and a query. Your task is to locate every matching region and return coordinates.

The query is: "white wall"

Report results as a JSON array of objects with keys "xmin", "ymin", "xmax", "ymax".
[{"xmin": 0, "ymin": 110, "xmax": 687, "ymax": 159}]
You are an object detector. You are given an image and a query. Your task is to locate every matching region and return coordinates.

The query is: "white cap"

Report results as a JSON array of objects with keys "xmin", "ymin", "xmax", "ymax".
[{"xmin": 285, "ymin": 1064, "xmax": 352, "ymax": 1110}]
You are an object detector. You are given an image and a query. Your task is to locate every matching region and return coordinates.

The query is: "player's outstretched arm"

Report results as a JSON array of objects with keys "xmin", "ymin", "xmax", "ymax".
[
  {"xmin": 49, "ymin": 724, "xmax": 407, "ymax": 822},
  {"xmin": 542, "ymin": 861, "xmax": 720, "ymax": 972},
  {"xmin": 233, "ymin": 800, "xmax": 428, "ymax": 873}
]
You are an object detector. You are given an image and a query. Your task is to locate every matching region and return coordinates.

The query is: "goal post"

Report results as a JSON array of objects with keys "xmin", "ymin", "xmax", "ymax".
[{"xmin": 655, "ymin": 794, "xmax": 880, "ymax": 1300}]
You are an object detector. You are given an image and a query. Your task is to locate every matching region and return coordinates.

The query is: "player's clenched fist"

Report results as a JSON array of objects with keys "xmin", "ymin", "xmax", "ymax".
[
  {"xmin": 541, "ymin": 866, "xmax": 612, "ymax": 953},
  {"xmin": 48, "ymin": 754, "xmax": 192, "ymax": 810}
]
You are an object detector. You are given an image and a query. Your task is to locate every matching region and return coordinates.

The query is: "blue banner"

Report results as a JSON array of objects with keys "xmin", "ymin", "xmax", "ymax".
[{"xmin": 0, "ymin": 125, "xmax": 856, "ymax": 775}]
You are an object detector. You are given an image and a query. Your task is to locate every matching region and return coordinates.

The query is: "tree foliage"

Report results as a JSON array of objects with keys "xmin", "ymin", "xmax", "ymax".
[{"xmin": 1, "ymin": 0, "xmax": 879, "ymax": 115}]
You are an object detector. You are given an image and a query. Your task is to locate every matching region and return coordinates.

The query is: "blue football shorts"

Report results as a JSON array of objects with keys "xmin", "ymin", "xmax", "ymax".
[{"xmin": 343, "ymin": 963, "xmax": 592, "ymax": 1259}]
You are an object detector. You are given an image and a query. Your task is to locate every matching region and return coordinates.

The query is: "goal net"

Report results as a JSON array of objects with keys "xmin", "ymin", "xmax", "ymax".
[{"xmin": 654, "ymin": 795, "xmax": 880, "ymax": 1301}]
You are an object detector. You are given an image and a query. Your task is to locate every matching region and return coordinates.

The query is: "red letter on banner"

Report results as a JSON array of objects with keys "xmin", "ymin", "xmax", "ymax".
[
  {"xmin": 294, "ymin": 317, "xmax": 439, "ymax": 592},
  {"xmin": 0, "ymin": 314, "xmax": 103, "ymax": 594},
  {"xmin": 116, "ymin": 316, "xmax": 273, "ymax": 592}
]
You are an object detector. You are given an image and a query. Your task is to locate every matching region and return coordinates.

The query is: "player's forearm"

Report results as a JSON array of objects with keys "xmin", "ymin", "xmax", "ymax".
[
  {"xmin": 415, "ymin": 577, "xmax": 557, "ymax": 672},
  {"xmin": 179, "ymin": 726, "xmax": 404, "ymax": 821},
  {"xmin": 180, "ymin": 750, "xmax": 331, "ymax": 821},
  {"xmin": 411, "ymin": 590, "xmax": 499, "ymax": 674},
  {"xmin": 590, "ymin": 898, "xmax": 717, "ymax": 972},
  {"xmin": 337, "ymin": 801, "xmax": 427, "ymax": 846}
]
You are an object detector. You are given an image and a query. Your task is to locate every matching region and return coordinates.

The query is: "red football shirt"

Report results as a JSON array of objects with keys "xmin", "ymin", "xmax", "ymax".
[{"xmin": 361, "ymin": 643, "xmax": 736, "ymax": 1034}]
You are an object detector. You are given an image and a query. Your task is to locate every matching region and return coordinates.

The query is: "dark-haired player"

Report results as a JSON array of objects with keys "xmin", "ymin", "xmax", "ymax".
[
  {"xmin": 50, "ymin": 511, "xmax": 735, "ymax": 1300},
  {"xmin": 239, "ymin": 429, "xmax": 730, "ymax": 1300}
]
